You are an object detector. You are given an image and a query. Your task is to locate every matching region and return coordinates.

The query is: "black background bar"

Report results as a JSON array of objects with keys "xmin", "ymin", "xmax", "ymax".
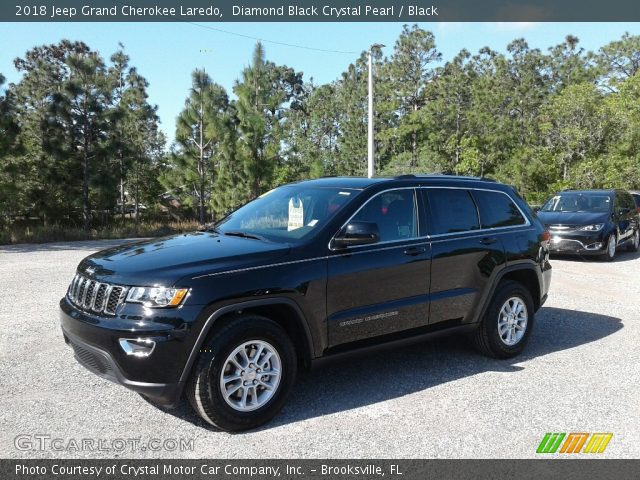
[
  {"xmin": 2, "ymin": 459, "xmax": 640, "ymax": 480},
  {"xmin": 3, "ymin": 0, "xmax": 640, "ymax": 22}
]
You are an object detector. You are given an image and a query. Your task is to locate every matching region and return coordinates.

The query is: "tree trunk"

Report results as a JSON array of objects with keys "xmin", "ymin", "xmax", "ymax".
[
  {"xmin": 198, "ymin": 95, "xmax": 206, "ymax": 225},
  {"xmin": 410, "ymin": 103, "xmax": 418, "ymax": 167},
  {"xmin": 120, "ymin": 153, "xmax": 126, "ymax": 221},
  {"xmin": 82, "ymin": 138, "xmax": 90, "ymax": 231}
]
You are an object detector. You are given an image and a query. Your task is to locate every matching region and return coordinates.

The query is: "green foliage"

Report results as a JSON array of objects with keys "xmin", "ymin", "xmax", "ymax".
[
  {"xmin": 2, "ymin": 40, "xmax": 164, "ymax": 232},
  {"xmin": 0, "ymin": 219, "xmax": 200, "ymax": 245}
]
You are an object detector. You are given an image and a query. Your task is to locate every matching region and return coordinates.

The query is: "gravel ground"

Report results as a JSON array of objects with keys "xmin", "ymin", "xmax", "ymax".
[{"xmin": 1, "ymin": 239, "xmax": 639, "ymax": 459}]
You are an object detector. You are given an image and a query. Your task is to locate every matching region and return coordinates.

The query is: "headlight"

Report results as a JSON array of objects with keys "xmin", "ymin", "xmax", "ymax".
[
  {"xmin": 579, "ymin": 224, "xmax": 604, "ymax": 231},
  {"xmin": 126, "ymin": 287, "xmax": 188, "ymax": 307}
]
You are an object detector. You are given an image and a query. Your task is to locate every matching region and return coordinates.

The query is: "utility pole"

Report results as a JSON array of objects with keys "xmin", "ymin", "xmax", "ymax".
[{"xmin": 368, "ymin": 43, "xmax": 385, "ymax": 178}]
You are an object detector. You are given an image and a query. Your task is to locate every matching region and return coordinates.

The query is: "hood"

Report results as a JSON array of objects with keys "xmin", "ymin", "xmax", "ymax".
[
  {"xmin": 537, "ymin": 211, "xmax": 610, "ymax": 226},
  {"xmin": 77, "ymin": 232, "xmax": 291, "ymax": 286}
]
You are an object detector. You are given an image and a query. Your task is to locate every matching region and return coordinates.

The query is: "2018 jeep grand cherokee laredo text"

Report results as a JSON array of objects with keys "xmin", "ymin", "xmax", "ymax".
[{"xmin": 60, "ymin": 175, "xmax": 552, "ymax": 431}]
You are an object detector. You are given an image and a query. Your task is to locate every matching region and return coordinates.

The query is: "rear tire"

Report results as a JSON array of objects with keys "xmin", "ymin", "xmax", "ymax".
[
  {"xmin": 626, "ymin": 229, "xmax": 640, "ymax": 252},
  {"xmin": 473, "ymin": 280, "xmax": 535, "ymax": 359},
  {"xmin": 186, "ymin": 315, "xmax": 297, "ymax": 431}
]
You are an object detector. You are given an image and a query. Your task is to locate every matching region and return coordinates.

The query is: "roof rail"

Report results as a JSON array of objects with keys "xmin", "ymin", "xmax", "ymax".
[
  {"xmin": 393, "ymin": 174, "xmax": 416, "ymax": 179},
  {"xmin": 394, "ymin": 173, "xmax": 497, "ymax": 182}
]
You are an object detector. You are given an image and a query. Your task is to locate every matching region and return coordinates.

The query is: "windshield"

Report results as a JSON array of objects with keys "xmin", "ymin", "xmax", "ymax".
[
  {"xmin": 215, "ymin": 185, "xmax": 360, "ymax": 243},
  {"xmin": 541, "ymin": 193, "xmax": 612, "ymax": 213}
]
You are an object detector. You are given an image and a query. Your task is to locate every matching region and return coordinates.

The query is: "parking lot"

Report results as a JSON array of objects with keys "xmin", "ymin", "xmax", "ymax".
[{"xmin": 1, "ymin": 239, "xmax": 639, "ymax": 459}]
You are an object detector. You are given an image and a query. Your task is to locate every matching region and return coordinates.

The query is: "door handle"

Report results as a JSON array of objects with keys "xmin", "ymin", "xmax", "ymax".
[
  {"xmin": 404, "ymin": 246, "xmax": 427, "ymax": 256},
  {"xmin": 479, "ymin": 237, "xmax": 497, "ymax": 245}
]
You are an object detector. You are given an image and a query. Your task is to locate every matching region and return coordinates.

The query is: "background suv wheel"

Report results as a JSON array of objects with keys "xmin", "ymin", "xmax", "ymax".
[
  {"xmin": 602, "ymin": 233, "xmax": 617, "ymax": 261},
  {"xmin": 473, "ymin": 280, "xmax": 535, "ymax": 358},
  {"xmin": 627, "ymin": 229, "xmax": 640, "ymax": 252},
  {"xmin": 186, "ymin": 315, "xmax": 297, "ymax": 431}
]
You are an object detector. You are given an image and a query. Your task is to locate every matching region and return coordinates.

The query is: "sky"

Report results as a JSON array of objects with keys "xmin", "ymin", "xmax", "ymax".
[{"xmin": 1, "ymin": 22, "xmax": 639, "ymax": 142}]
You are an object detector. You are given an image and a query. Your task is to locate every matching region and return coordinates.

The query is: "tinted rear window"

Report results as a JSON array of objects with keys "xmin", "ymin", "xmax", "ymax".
[
  {"xmin": 473, "ymin": 190, "xmax": 526, "ymax": 228},
  {"xmin": 428, "ymin": 189, "xmax": 479, "ymax": 234},
  {"xmin": 634, "ymin": 195, "xmax": 640, "ymax": 208}
]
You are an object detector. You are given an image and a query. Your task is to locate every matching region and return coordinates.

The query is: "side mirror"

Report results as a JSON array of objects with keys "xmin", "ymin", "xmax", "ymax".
[
  {"xmin": 332, "ymin": 221, "xmax": 380, "ymax": 249},
  {"xmin": 532, "ymin": 206, "xmax": 541, "ymax": 213}
]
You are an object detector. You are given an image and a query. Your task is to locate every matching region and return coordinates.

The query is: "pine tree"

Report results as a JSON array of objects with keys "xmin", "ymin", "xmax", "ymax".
[
  {"xmin": 49, "ymin": 49, "xmax": 112, "ymax": 230},
  {"xmin": 107, "ymin": 45, "xmax": 164, "ymax": 222},
  {"xmin": 384, "ymin": 25, "xmax": 441, "ymax": 167},
  {"xmin": 234, "ymin": 42, "xmax": 303, "ymax": 198},
  {"xmin": 161, "ymin": 69, "xmax": 230, "ymax": 224}
]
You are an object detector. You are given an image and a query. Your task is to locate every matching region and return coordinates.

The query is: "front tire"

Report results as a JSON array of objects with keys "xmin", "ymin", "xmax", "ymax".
[
  {"xmin": 473, "ymin": 280, "xmax": 535, "ymax": 359},
  {"xmin": 186, "ymin": 315, "xmax": 297, "ymax": 431}
]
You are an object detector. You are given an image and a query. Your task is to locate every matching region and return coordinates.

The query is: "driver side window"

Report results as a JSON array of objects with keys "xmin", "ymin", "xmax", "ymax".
[{"xmin": 352, "ymin": 190, "xmax": 418, "ymax": 242}]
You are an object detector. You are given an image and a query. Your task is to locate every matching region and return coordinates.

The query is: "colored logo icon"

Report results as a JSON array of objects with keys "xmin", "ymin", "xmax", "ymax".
[{"xmin": 537, "ymin": 433, "xmax": 613, "ymax": 454}]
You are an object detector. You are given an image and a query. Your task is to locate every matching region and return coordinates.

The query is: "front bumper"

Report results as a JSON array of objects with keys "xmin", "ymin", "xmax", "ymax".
[
  {"xmin": 62, "ymin": 328, "xmax": 182, "ymax": 407},
  {"xmin": 548, "ymin": 233, "xmax": 606, "ymax": 255},
  {"xmin": 59, "ymin": 297, "xmax": 202, "ymax": 407}
]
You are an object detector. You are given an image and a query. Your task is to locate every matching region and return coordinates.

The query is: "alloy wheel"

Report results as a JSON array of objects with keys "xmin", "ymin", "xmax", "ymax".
[
  {"xmin": 219, "ymin": 340, "xmax": 282, "ymax": 412},
  {"xmin": 497, "ymin": 296, "xmax": 528, "ymax": 346}
]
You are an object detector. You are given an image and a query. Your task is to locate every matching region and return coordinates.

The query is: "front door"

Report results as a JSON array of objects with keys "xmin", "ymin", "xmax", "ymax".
[{"xmin": 326, "ymin": 188, "xmax": 431, "ymax": 348}]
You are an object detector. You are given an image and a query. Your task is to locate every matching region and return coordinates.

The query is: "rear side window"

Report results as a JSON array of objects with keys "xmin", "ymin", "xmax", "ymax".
[
  {"xmin": 427, "ymin": 189, "xmax": 479, "ymax": 234},
  {"xmin": 633, "ymin": 194, "xmax": 640, "ymax": 209},
  {"xmin": 473, "ymin": 190, "xmax": 527, "ymax": 228}
]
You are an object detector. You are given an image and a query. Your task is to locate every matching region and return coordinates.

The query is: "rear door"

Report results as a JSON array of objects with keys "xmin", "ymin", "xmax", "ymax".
[
  {"xmin": 326, "ymin": 188, "xmax": 431, "ymax": 347},
  {"xmin": 424, "ymin": 188, "xmax": 510, "ymax": 326}
]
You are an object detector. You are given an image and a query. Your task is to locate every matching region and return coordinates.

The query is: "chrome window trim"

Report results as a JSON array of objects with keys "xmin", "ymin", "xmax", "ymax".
[
  {"xmin": 328, "ymin": 186, "xmax": 420, "ymax": 252},
  {"xmin": 328, "ymin": 185, "xmax": 532, "ymax": 251}
]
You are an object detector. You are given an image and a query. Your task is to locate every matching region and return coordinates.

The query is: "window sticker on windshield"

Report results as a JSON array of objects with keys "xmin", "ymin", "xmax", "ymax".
[
  {"xmin": 308, "ymin": 219, "xmax": 318, "ymax": 227},
  {"xmin": 339, "ymin": 191, "xmax": 351, "ymax": 196},
  {"xmin": 288, "ymin": 197, "xmax": 304, "ymax": 231}
]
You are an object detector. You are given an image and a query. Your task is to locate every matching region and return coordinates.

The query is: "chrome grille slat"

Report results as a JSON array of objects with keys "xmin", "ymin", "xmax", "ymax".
[
  {"xmin": 71, "ymin": 276, "xmax": 79, "ymax": 302},
  {"xmin": 104, "ymin": 286, "xmax": 124, "ymax": 315},
  {"xmin": 84, "ymin": 281, "xmax": 94, "ymax": 308},
  {"xmin": 66, "ymin": 274, "xmax": 126, "ymax": 316},
  {"xmin": 78, "ymin": 278, "xmax": 89, "ymax": 305},
  {"xmin": 73, "ymin": 275, "xmax": 81, "ymax": 299},
  {"xmin": 68, "ymin": 274, "xmax": 79, "ymax": 298},
  {"xmin": 93, "ymin": 284, "xmax": 108, "ymax": 312},
  {"xmin": 83, "ymin": 280, "xmax": 96, "ymax": 309},
  {"xmin": 89, "ymin": 281, "xmax": 100, "ymax": 310}
]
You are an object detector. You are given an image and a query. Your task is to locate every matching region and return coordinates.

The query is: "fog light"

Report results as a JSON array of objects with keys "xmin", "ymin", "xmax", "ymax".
[
  {"xmin": 119, "ymin": 338, "xmax": 156, "ymax": 357},
  {"xmin": 586, "ymin": 242, "xmax": 603, "ymax": 250}
]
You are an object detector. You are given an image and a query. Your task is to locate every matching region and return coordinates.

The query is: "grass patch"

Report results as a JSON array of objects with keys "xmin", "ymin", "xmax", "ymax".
[{"xmin": 0, "ymin": 219, "xmax": 201, "ymax": 245}]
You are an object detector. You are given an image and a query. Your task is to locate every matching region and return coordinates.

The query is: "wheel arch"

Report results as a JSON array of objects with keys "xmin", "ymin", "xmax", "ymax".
[
  {"xmin": 178, "ymin": 298, "xmax": 314, "ymax": 385},
  {"xmin": 475, "ymin": 264, "xmax": 543, "ymax": 324}
]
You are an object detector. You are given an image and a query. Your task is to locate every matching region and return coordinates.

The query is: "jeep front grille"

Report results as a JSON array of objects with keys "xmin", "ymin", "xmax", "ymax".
[{"xmin": 67, "ymin": 274, "xmax": 127, "ymax": 316}]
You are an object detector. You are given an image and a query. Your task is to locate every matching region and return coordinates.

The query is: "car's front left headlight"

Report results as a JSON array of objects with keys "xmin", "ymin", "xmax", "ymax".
[
  {"xmin": 126, "ymin": 287, "xmax": 189, "ymax": 307},
  {"xmin": 579, "ymin": 224, "xmax": 604, "ymax": 231}
]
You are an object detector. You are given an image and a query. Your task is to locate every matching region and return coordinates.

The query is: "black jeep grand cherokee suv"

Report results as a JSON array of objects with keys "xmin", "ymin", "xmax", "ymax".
[{"xmin": 60, "ymin": 175, "xmax": 552, "ymax": 431}]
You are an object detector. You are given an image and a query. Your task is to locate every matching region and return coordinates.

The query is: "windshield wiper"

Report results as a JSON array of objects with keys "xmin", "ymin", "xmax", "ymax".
[
  {"xmin": 223, "ymin": 231, "xmax": 266, "ymax": 241},
  {"xmin": 208, "ymin": 226, "xmax": 222, "ymax": 234}
]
